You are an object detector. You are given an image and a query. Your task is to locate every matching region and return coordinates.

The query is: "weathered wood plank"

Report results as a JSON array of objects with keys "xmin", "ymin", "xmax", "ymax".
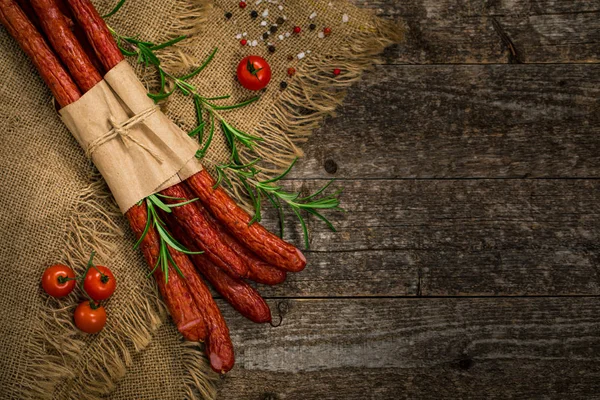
[
  {"xmin": 250, "ymin": 179, "xmax": 600, "ymax": 297},
  {"xmin": 217, "ymin": 298, "xmax": 600, "ymax": 400},
  {"xmin": 289, "ymin": 64, "xmax": 600, "ymax": 179},
  {"xmin": 349, "ymin": 0, "xmax": 600, "ymax": 64}
]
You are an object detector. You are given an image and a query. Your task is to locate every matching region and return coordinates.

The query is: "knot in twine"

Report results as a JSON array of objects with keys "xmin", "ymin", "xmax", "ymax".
[{"xmin": 85, "ymin": 106, "xmax": 164, "ymax": 162}]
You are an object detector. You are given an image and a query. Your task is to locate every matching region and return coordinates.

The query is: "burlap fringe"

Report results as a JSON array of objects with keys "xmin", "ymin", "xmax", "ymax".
[
  {"xmin": 19, "ymin": 1, "xmax": 213, "ymax": 399},
  {"xmin": 19, "ymin": 171, "xmax": 167, "ymax": 400},
  {"xmin": 181, "ymin": 342, "xmax": 220, "ymax": 400}
]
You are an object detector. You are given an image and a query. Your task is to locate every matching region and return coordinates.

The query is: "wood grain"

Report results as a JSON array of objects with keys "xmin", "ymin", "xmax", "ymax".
[
  {"xmin": 250, "ymin": 179, "xmax": 600, "ymax": 297},
  {"xmin": 217, "ymin": 297, "xmax": 600, "ymax": 400},
  {"xmin": 349, "ymin": 0, "xmax": 600, "ymax": 64},
  {"xmin": 289, "ymin": 64, "xmax": 600, "ymax": 179}
]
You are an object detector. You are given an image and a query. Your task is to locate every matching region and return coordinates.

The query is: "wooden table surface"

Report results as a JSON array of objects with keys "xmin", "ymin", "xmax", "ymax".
[{"xmin": 216, "ymin": 1, "xmax": 600, "ymax": 398}]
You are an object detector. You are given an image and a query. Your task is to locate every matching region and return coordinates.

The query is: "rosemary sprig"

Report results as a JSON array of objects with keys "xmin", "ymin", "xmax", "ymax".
[
  {"xmin": 215, "ymin": 159, "xmax": 343, "ymax": 249},
  {"xmin": 135, "ymin": 194, "xmax": 203, "ymax": 284}
]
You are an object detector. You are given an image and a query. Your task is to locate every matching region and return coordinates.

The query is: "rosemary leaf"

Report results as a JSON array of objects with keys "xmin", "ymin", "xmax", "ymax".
[
  {"xmin": 181, "ymin": 47, "xmax": 218, "ymax": 80},
  {"xmin": 151, "ymin": 35, "xmax": 187, "ymax": 50},
  {"xmin": 207, "ymin": 96, "xmax": 259, "ymax": 110},
  {"xmin": 196, "ymin": 112, "xmax": 215, "ymax": 159},
  {"xmin": 103, "ymin": 0, "xmax": 127, "ymax": 18},
  {"xmin": 260, "ymin": 158, "xmax": 298, "ymax": 184},
  {"xmin": 205, "ymin": 95, "xmax": 231, "ymax": 101},
  {"xmin": 188, "ymin": 122, "xmax": 206, "ymax": 138},
  {"xmin": 291, "ymin": 207, "xmax": 310, "ymax": 250}
]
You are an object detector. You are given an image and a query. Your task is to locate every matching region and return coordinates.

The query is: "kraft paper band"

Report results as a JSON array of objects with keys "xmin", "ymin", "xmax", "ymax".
[{"xmin": 59, "ymin": 60, "xmax": 203, "ymax": 213}]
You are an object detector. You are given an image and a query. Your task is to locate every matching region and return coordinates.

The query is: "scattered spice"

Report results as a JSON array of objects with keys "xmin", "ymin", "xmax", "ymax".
[
  {"xmin": 250, "ymin": 10, "xmax": 258, "ymax": 18},
  {"xmin": 333, "ymin": 68, "xmax": 341, "ymax": 76},
  {"xmin": 239, "ymin": 1, "xmax": 247, "ymax": 8},
  {"xmin": 268, "ymin": 45, "xmax": 276, "ymax": 53},
  {"xmin": 280, "ymin": 81, "xmax": 288, "ymax": 89},
  {"xmin": 270, "ymin": 25, "xmax": 278, "ymax": 33},
  {"xmin": 287, "ymin": 67, "xmax": 296, "ymax": 77},
  {"xmin": 309, "ymin": 23, "xmax": 316, "ymax": 30},
  {"xmin": 287, "ymin": 55, "xmax": 294, "ymax": 61},
  {"xmin": 323, "ymin": 27, "xmax": 332, "ymax": 36},
  {"xmin": 240, "ymin": 39, "xmax": 248, "ymax": 46},
  {"xmin": 276, "ymin": 17, "xmax": 285, "ymax": 25},
  {"xmin": 225, "ymin": 12, "xmax": 233, "ymax": 19},
  {"xmin": 262, "ymin": 32, "xmax": 270, "ymax": 40},
  {"xmin": 293, "ymin": 26, "xmax": 301, "ymax": 34}
]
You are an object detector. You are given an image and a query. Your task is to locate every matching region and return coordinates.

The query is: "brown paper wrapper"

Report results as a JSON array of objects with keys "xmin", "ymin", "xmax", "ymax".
[{"xmin": 59, "ymin": 60, "xmax": 202, "ymax": 213}]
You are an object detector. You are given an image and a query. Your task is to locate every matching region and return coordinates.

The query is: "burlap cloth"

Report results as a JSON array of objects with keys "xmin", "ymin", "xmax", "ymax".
[{"xmin": 0, "ymin": 1, "xmax": 401, "ymax": 398}]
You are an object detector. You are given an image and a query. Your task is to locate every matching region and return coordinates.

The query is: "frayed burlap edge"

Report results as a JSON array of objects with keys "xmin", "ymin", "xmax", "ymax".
[
  {"xmin": 18, "ymin": 171, "xmax": 167, "ymax": 400},
  {"xmin": 18, "ymin": 1, "xmax": 217, "ymax": 399}
]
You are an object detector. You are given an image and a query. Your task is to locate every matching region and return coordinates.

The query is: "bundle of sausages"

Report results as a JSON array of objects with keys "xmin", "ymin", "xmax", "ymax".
[{"xmin": 0, "ymin": 0, "xmax": 306, "ymax": 373}]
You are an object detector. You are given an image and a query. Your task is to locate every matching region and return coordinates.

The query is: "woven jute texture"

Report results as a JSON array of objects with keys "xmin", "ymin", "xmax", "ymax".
[{"xmin": 0, "ymin": 0, "xmax": 402, "ymax": 399}]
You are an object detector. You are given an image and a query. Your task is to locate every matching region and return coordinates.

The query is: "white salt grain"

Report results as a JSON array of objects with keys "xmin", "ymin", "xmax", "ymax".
[
  {"xmin": 278, "ymin": 5, "xmax": 283, "ymax": 10},
  {"xmin": 251, "ymin": 40, "xmax": 258, "ymax": 46},
  {"xmin": 243, "ymin": 32, "xmax": 247, "ymax": 36},
  {"xmin": 260, "ymin": 20, "xmax": 267, "ymax": 26},
  {"xmin": 309, "ymin": 11, "xmax": 317, "ymax": 19},
  {"xmin": 235, "ymin": 33, "xmax": 243, "ymax": 39},
  {"xmin": 255, "ymin": 0, "xmax": 262, "ymax": 4},
  {"xmin": 285, "ymin": 31, "xmax": 291, "ymax": 37},
  {"xmin": 318, "ymin": 32, "xmax": 324, "ymax": 38},
  {"xmin": 278, "ymin": 34, "xmax": 284, "ymax": 40},
  {"xmin": 342, "ymin": 14, "xmax": 349, "ymax": 23},
  {"xmin": 262, "ymin": 9, "xmax": 269, "ymax": 17},
  {"xmin": 297, "ymin": 52, "xmax": 305, "ymax": 59}
]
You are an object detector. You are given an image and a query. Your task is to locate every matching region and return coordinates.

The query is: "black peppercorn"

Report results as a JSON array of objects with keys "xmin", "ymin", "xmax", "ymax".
[
  {"xmin": 225, "ymin": 12, "xmax": 233, "ymax": 19},
  {"xmin": 276, "ymin": 17, "xmax": 285, "ymax": 25},
  {"xmin": 250, "ymin": 10, "xmax": 258, "ymax": 18},
  {"xmin": 268, "ymin": 45, "xmax": 276, "ymax": 53},
  {"xmin": 270, "ymin": 25, "xmax": 278, "ymax": 33},
  {"xmin": 280, "ymin": 81, "xmax": 288, "ymax": 89},
  {"xmin": 262, "ymin": 32, "xmax": 270, "ymax": 40},
  {"xmin": 309, "ymin": 23, "xmax": 316, "ymax": 30}
]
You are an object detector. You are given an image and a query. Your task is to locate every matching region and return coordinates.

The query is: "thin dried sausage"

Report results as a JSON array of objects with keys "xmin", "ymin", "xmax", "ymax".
[{"xmin": 187, "ymin": 170, "xmax": 307, "ymax": 272}]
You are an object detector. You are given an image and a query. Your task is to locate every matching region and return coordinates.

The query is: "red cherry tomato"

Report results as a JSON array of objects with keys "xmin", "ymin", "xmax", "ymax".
[
  {"xmin": 74, "ymin": 301, "xmax": 107, "ymax": 334},
  {"xmin": 41, "ymin": 264, "xmax": 76, "ymax": 298},
  {"xmin": 237, "ymin": 56, "xmax": 272, "ymax": 91},
  {"xmin": 83, "ymin": 265, "xmax": 116, "ymax": 301}
]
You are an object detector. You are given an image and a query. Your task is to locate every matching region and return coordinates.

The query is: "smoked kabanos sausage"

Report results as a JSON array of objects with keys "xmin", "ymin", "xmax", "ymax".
[
  {"xmin": 167, "ymin": 219, "xmax": 273, "ymax": 324},
  {"xmin": 63, "ymin": 0, "xmax": 123, "ymax": 71},
  {"xmin": 30, "ymin": 0, "xmax": 101, "ymax": 92},
  {"xmin": 0, "ymin": 0, "xmax": 81, "ymax": 107},
  {"xmin": 127, "ymin": 205, "xmax": 207, "ymax": 342},
  {"xmin": 161, "ymin": 184, "xmax": 250, "ymax": 279},
  {"xmin": 187, "ymin": 170, "xmax": 307, "ymax": 272},
  {"xmin": 160, "ymin": 219, "xmax": 236, "ymax": 373},
  {"xmin": 189, "ymin": 192, "xmax": 287, "ymax": 285}
]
